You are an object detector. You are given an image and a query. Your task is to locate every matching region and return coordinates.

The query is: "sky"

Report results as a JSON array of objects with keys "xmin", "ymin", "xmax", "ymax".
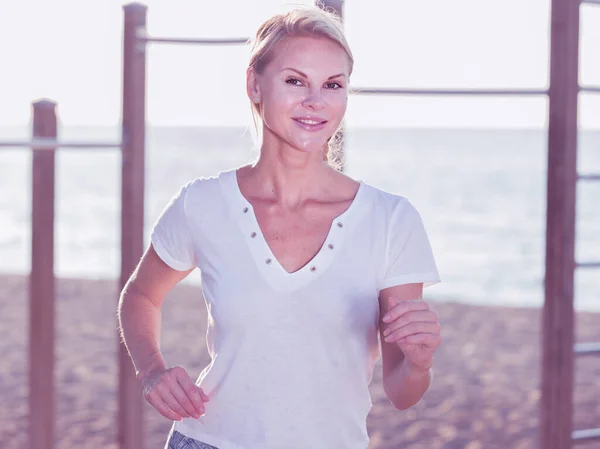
[{"xmin": 0, "ymin": 0, "xmax": 599, "ymax": 129}]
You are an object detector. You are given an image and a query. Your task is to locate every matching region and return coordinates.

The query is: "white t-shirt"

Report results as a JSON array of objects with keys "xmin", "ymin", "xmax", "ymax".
[{"xmin": 150, "ymin": 167, "xmax": 441, "ymax": 449}]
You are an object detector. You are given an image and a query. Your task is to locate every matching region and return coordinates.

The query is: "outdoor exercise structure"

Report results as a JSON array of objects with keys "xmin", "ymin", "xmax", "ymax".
[{"xmin": 0, "ymin": 0, "xmax": 598, "ymax": 448}]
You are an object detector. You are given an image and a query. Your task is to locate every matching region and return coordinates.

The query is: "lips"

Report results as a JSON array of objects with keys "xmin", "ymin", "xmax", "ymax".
[
  {"xmin": 292, "ymin": 117, "xmax": 328, "ymax": 131},
  {"xmin": 293, "ymin": 117, "xmax": 327, "ymax": 124}
]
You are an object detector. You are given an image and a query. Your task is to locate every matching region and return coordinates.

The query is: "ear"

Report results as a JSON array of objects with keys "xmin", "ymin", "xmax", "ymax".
[{"xmin": 246, "ymin": 67, "xmax": 261, "ymax": 103}]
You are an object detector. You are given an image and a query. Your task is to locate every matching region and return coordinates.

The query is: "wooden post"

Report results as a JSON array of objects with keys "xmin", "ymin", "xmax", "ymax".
[
  {"xmin": 29, "ymin": 99, "xmax": 57, "ymax": 449},
  {"xmin": 119, "ymin": 4, "xmax": 147, "ymax": 449},
  {"xmin": 541, "ymin": 0, "xmax": 580, "ymax": 446}
]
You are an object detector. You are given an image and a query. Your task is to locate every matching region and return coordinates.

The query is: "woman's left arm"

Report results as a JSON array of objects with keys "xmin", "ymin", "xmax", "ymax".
[{"xmin": 378, "ymin": 283, "xmax": 442, "ymax": 410}]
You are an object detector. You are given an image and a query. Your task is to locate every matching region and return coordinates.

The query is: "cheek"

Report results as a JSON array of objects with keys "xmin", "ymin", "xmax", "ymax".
[
  {"xmin": 327, "ymin": 94, "xmax": 348, "ymax": 126},
  {"xmin": 261, "ymin": 90, "xmax": 298, "ymax": 125},
  {"xmin": 336, "ymin": 94, "xmax": 348, "ymax": 112}
]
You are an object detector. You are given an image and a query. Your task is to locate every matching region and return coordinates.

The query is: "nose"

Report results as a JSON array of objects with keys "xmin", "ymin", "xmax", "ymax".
[{"xmin": 302, "ymin": 88, "xmax": 325, "ymax": 110}]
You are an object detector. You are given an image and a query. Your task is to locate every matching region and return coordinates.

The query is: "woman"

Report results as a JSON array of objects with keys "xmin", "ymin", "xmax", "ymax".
[{"xmin": 118, "ymin": 5, "xmax": 441, "ymax": 449}]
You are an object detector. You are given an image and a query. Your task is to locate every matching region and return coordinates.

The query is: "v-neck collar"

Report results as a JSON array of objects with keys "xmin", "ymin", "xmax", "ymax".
[{"xmin": 218, "ymin": 168, "xmax": 367, "ymax": 292}]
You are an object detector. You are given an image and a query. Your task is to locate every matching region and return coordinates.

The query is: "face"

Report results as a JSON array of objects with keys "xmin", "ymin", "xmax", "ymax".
[{"xmin": 247, "ymin": 35, "xmax": 350, "ymax": 156}]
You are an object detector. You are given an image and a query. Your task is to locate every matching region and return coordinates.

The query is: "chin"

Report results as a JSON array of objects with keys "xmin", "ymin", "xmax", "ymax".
[
  {"xmin": 290, "ymin": 132, "xmax": 332, "ymax": 153},
  {"xmin": 294, "ymin": 139, "xmax": 328, "ymax": 154}
]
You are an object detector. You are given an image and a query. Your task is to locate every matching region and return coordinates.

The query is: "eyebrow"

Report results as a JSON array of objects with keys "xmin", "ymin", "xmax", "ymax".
[{"xmin": 281, "ymin": 68, "xmax": 346, "ymax": 80}]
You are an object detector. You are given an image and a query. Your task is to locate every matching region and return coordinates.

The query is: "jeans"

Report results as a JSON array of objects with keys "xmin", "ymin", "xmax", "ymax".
[{"xmin": 166, "ymin": 430, "xmax": 219, "ymax": 449}]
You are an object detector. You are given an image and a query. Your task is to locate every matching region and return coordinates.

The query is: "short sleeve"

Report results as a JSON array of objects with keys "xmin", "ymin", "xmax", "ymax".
[
  {"xmin": 150, "ymin": 182, "xmax": 197, "ymax": 271},
  {"xmin": 379, "ymin": 199, "xmax": 441, "ymax": 291}
]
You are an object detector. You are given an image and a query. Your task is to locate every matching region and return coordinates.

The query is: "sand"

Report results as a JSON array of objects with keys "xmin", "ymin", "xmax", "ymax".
[{"xmin": 1, "ymin": 274, "xmax": 599, "ymax": 449}]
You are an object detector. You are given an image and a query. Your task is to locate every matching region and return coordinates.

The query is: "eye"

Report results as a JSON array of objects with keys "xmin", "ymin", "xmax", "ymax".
[
  {"xmin": 326, "ymin": 82, "xmax": 343, "ymax": 89},
  {"xmin": 285, "ymin": 77, "xmax": 303, "ymax": 86}
]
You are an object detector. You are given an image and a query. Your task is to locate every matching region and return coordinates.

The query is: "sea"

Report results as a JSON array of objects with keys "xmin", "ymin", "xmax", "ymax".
[{"xmin": 0, "ymin": 126, "xmax": 598, "ymax": 311}]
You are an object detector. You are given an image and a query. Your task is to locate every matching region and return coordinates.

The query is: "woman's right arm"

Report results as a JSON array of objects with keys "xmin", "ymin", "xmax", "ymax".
[{"xmin": 117, "ymin": 243, "xmax": 209, "ymax": 421}]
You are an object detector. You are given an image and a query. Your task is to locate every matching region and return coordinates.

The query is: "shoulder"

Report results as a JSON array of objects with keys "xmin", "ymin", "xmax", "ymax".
[
  {"xmin": 332, "ymin": 170, "xmax": 413, "ymax": 212},
  {"xmin": 158, "ymin": 174, "xmax": 224, "ymax": 223},
  {"xmin": 171, "ymin": 170, "xmax": 234, "ymax": 227},
  {"xmin": 361, "ymin": 181, "xmax": 419, "ymax": 222},
  {"xmin": 177, "ymin": 172, "xmax": 223, "ymax": 205},
  {"xmin": 184, "ymin": 173, "xmax": 220, "ymax": 193}
]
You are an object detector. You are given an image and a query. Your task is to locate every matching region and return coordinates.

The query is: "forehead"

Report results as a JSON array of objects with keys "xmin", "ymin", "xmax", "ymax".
[{"xmin": 267, "ymin": 35, "xmax": 350, "ymax": 76}]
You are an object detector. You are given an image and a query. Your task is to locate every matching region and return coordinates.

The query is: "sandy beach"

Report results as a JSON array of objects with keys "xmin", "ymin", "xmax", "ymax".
[{"xmin": 1, "ymin": 274, "xmax": 599, "ymax": 449}]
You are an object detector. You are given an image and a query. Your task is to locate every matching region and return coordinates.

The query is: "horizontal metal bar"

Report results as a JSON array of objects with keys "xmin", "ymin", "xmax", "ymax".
[
  {"xmin": 580, "ymin": 85, "xmax": 600, "ymax": 93},
  {"xmin": 578, "ymin": 174, "xmax": 600, "ymax": 181},
  {"xmin": 138, "ymin": 32, "xmax": 248, "ymax": 46},
  {"xmin": 0, "ymin": 139, "xmax": 121, "ymax": 150},
  {"xmin": 574, "ymin": 342, "xmax": 600, "ymax": 356},
  {"xmin": 349, "ymin": 87, "xmax": 548, "ymax": 96},
  {"xmin": 581, "ymin": 0, "xmax": 600, "ymax": 5},
  {"xmin": 572, "ymin": 427, "xmax": 600, "ymax": 442},
  {"xmin": 577, "ymin": 261, "xmax": 600, "ymax": 269}
]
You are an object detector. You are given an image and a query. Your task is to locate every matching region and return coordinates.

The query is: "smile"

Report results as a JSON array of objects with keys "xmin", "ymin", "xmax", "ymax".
[
  {"xmin": 292, "ymin": 118, "xmax": 328, "ymax": 131},
  {"xmin": 296, "ymin": 119, "xmax": 323, "ymax": 125}
]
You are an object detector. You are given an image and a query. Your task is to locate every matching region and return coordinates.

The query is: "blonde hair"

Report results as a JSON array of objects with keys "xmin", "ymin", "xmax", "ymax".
[{"xmin": 247, "ymin": 3, "xmax": 354, "ymax": 171}]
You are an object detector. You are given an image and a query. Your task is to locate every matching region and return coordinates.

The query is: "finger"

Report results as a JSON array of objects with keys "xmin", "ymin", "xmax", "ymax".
[
  {"xmin": 155, "ymin": 383, "xmax": 192, "ymax": 418},
  {"xmin": 387, "ymin": 296, "xmax": 424, "ymax": 311},
  {"xmin": 169, "ymin": 380, "xmax": 203, "ymax": 418},
  {"xmin": 382, "ymin": 301, "xmax": 429, "ymax": 328},
  {"xmin": 384, "ymin": 321, "xmax": 440, "ymax": 342},
  {"xmin": 382, "ymin": 310, "xmax": 439, "ymax": 335},
  {"xmin": 146, "ymin": 389, "xmax": 183, "ymax": 421},
  {"xmin": 382, "ymin": 299, "xmax": 429, "ymax": 323},
  {"xmin": 175, "ymin": 371, "xmax": 207, "ymax": 416},
  {"xmin": 199, "ymin": 389, "xmax": 210, "ymax": 402},
  {"xmin": 398, "ymin": 332, "xmax": 442, "ymax": 346}
]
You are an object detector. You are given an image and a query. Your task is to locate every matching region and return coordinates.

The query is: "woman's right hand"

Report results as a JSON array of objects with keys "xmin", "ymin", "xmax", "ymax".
[{"xmin": 140, "ymin": 365, "xmax": 210, "ymax": 421}]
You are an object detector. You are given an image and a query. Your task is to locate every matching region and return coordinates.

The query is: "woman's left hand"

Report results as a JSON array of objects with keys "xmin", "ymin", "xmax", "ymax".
[{"xmin": 381, "ymin": 297, "xmax": 441, "ymax": 371}]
